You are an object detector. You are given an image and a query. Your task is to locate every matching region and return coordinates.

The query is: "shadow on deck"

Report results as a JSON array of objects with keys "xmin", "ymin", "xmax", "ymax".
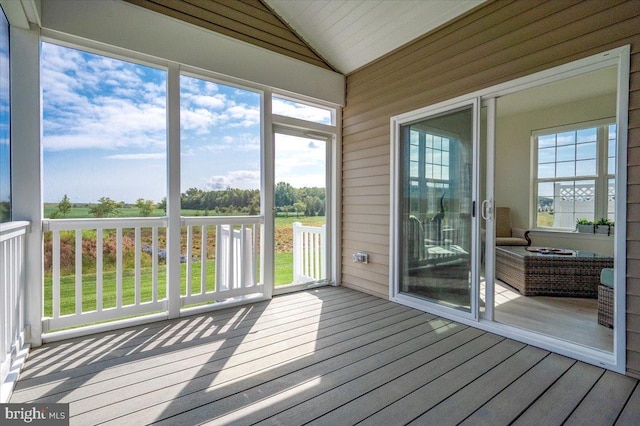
[{"xmin": 10, "ymin": 286, "xmax": 640, "ymax": 425}]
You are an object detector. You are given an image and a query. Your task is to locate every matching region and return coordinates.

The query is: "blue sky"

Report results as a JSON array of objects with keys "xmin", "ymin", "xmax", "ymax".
[{"xmin": 41, "ymin": 42, "xmax": 329, "ymax": 204}]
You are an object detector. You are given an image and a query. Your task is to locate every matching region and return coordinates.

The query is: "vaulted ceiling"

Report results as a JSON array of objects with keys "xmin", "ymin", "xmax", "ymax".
[
  {"xmin": 124, "ymin": 0, "xmax": 485, "ymax": 75},
  {"xmin": 263, "ymin": 0, "xmax": 485, "ymax": 74}
]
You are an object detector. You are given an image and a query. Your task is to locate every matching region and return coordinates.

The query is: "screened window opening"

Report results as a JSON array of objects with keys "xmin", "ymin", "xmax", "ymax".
[{"xmin": 41, "ymin": 42, "xmax": 167, "ymax": 218}]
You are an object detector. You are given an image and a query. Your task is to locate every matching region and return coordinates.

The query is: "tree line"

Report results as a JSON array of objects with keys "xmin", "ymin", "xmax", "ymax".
[{"xmin": 47, "ymin": 182, "xmax": 325, "ymax": 218}]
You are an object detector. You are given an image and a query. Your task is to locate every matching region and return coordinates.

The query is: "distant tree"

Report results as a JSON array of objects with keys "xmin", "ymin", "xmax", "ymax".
[
  {"xmin": 90, "ymin": 197, "xmax": 119, "ymax": 218},
  {"xmin": 135, "ymin": 198, "xmax": 156, "ymax": 217},
  {"xmin": 158, "ymin": 197, "xmax": 167, "ymax": 212},
  {"xmin": 294, "ymin": 201, "xmax": 306, "ymax": 217},
  {"xmin": 57, "ymin": 194, "xmax": 72, "ymax": 217},
  {"xmin": 275, "ymin": 182, "xmax": 295, "ymax": 208}
]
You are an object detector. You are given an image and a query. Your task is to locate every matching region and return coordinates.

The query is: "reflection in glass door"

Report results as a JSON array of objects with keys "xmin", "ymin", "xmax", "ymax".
[
  {"xmin": 399, "ymin": 105, "xmax": 476, "ymax": 313},
  {"xmin": 274, "ymin": 133, "xmax": 327, "ymax": 287}
]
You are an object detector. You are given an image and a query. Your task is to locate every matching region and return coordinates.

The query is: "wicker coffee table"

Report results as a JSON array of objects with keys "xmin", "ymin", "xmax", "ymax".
[{"xmin": 495, "ymin": 246, "xmax": 613, "ymax": 297}]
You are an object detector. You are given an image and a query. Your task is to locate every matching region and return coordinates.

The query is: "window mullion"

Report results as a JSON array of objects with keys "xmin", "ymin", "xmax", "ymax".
[{"xmin": 594, "ymin": 125, "xmax": 608, "ymax": 221}]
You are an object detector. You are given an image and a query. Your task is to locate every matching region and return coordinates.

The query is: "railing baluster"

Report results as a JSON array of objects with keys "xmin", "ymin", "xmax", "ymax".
[
  {"xmin": 200, "ymin": 225, "xmax": 207, "ymax": 295},
  {"xmin": 96, "ymin": 228, "xmax": 103, "ymax": 312},
  {"xmin": 304, "ymin": 231, "xmax": 309, "ymax": 278},
  {"xmin": 252, "ymin": 224, "xmax": 258, "ymax": 285},
  {"xmin": 75, "ymin": 230, "xmax": 82, "ymax": 315},
  {"xmin": 215, "ymin": 225, "xmax": 223, "ymax": 293},
  {"xmin": 135, "ymin": 227, "xmax": 141, "ymax": 305},
  {"xmin": 8, "ymin": 239, "xmax": 14, "ymax": 344},
  {"xmin": 321, "ymin": 224, "xmax": 326, "ymax": 280},
  {"xmin": 152, "ymin": 226, "xmax": 158, "ymax": 303},
  {"xmin": 116, "ymin": 228, "xmax": 123, "ymax": 309},
  {"xmin": 228, "ymin": 226, "xmax": 234, "ymax": 289},
  {"xmin": 314, "ymin": 232, "xmax": 320, "ymax": 280},
  {"xmin": 52, "ymin": 230, "xmax": 60, "ymax": 320},
  {"xmin": 0, "ymin": 240, "xmax": 5, "ymax": 367},
  {"xmin": 186, "ymin": 225, "xmax": 193, "ymax": 297},
  {"xmin": 239, "ymin": 225, "xmax": 245, "ymax": 288}
]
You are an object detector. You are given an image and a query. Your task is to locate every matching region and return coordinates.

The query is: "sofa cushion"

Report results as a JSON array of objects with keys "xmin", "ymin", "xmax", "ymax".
[{"xmin": 600, "ymin": 267, "xmax": 614, "ymax": 288}]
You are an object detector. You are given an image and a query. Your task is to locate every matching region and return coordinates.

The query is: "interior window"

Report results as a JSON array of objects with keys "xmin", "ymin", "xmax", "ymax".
[{"xmin": 534, "ymin": 122, "xmax": 615, "ymax": 229}]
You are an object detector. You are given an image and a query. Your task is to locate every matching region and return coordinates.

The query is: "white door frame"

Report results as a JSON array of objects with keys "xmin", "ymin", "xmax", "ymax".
[
  {"xmin": 389, "ymin": 46, "xmax": 629, "ymax": 373},
  {"xmin": 389, "ymin": 98, "xmax": 481, "ymax": 322},
  {"xmin": 270, "ymin": 114, "xmax": 338, "ymax": 296}
]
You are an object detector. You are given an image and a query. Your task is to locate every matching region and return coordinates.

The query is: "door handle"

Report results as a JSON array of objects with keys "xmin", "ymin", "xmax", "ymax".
[{"xmin": 481, "ymin": 199, "xmax": 492, "ymax": 221}]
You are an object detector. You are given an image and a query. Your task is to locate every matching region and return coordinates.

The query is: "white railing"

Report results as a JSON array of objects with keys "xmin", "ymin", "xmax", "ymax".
[
  {"xmin": 180, "ymin": 216, "xmax": 262, "ymax": 307},
  {"xmin": 1, "ymin": 221, "xmax": 29, "ymax": 403},
  {"xmin": 42, "ymin": 216, "xmax": 263, "ymax": 332},
  {"xmin": 292, "ymin": 222, "xmax": 326, "ymax": 284},
  {"xmin": 43, "ymin": 217, "xmax": 168, "ymax": 332}
]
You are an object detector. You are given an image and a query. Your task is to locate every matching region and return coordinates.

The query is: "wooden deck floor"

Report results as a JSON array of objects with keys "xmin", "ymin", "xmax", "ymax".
[{"xmin": 10, "ymin": 286, "xmax": 640, "ymax": 425}]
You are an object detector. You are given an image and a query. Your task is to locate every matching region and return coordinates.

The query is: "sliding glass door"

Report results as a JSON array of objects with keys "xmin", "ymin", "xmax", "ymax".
[{"xmin": 394, "ymin": 101, "xmax": 479, "ymax": 317}]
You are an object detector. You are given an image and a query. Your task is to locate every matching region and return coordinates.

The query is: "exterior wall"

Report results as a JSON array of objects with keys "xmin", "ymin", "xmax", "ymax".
[
  {"xmin": 124, "ymin": 0, "xmax": 333, "ymax": 71},
  {"xmin": 342, "ymin": 0, "xmax": 640, "ymax": 376}
]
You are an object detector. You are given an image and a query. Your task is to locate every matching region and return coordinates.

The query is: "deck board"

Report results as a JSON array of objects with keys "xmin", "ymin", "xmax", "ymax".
[
  {"xmin": 512, "ymin": 361, "xmax": 605, "ymax": 426},
  {"xmin": 10, "ymin": 287, "xmax": 640, "ymax": 425},
  {"xmin": 565, "ymin": 370, "xmax": 638, "ymax": 425}
]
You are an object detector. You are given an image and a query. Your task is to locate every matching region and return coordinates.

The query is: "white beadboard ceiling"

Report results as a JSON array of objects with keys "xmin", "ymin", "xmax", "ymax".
[{"xmin": 264, "ymin": 0, "xmax": 485, "ymax": 74}]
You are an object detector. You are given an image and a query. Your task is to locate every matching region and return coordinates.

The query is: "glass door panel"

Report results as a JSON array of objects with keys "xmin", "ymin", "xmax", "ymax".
[
  {"xmin": 274, "ymin": 133, "xmax": 327, "ymax": 287},
  {"xmin": 399, "ymin": 105, "xmax": 475, "ymax": 312}
]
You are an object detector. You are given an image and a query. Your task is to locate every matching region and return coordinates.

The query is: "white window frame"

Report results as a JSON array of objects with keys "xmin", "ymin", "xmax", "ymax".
[{"xmin": 532, "ymin": 118, "xmax": 616, "ymax": 231}]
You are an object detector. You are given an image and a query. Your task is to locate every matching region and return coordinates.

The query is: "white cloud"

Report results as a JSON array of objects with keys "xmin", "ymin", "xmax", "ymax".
[
  {"xmin": 193, "ymin": 94, "xmax": 226, "ymax": 109},
  {"xmin": 41, "ymin": 42, "xmax": 166, "ymax": 152},
  {"xmin": 207, "ymin": 170, "xmax": 260, "ymax": 190}
]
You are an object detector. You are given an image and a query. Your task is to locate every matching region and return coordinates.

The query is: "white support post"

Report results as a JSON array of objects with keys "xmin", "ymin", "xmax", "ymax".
[
  {"xmin": 262, "ymin": 90, "xmax": 274, "ymax": 299},
  {"xmin": 166, "ymin": 62, "xmax": 181, "ymax": 318},
  {"xmin": 11, "ymin": 24, "xmax": 42, "ymax": 346}
]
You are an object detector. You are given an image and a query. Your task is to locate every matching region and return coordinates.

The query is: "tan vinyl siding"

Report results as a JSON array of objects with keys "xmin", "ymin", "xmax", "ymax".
[
  {"xmin": 124, "ymin": 0, "xmax": 333, "ymax": 70},
  {"xmin": 341, "ymin": 0, "xmax": 640, "ymax": 375}
]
